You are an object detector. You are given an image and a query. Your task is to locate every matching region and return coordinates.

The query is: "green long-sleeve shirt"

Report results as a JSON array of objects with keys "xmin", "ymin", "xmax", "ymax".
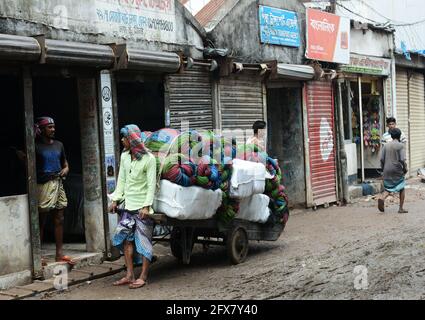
[{"xmin": 111, "ymin": 151, "xmax": 157, "ymax": 212}]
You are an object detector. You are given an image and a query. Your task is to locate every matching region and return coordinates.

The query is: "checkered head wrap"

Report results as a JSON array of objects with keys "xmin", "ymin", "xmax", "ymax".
[{"xmin": 120, "ymin": 124, "xmax": 147, "ymax": 160}]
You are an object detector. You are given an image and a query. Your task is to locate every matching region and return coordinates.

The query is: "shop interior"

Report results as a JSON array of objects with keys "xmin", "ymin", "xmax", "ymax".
[
  {"xmin": 116, "ymin": 73, "xmax": 165, "ymax": 144},
  {"xmin": 0, "ymin": 73, "xmax": 27, "ymax": 198}
]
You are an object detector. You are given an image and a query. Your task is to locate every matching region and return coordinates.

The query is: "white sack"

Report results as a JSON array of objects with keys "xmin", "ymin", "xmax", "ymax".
[
  {"xmin": 229, "ymin": 159, "xmax": 269, "ymax": 199},
  {"xmin": 237, "ymin": 194, "xmax": 271, "ymax": 223},
  {"xmin": 153, "ymin": 180, "xmax": 222, "ymax": 220}
]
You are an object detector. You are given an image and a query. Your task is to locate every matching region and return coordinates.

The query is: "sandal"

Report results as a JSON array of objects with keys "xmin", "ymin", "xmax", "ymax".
[
  {"xmin": 56, "ymin": 255, "xmax": 76, "ymax": 266},
  {"xmin": 129, "ymin": 278, "xmax": 147, "ymax": 289},
  {"xmin": 398, "ymin": 209, "xmax": 408, "ymax": 214},
  {"xmin": 378, "ymin": 199, "xmax": 385, "ymax": 212},
  {"xmin": 113, "ymin": 277, "xmax": 135, "ymax": 286}
]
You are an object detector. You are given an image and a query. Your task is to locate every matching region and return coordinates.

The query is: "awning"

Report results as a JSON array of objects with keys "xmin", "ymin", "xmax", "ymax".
[
  {"xmin": 43, "ymin": 39, "xmax": 115, "ymax": 68},
  {"xmin": 0, "ymin": 34, "xmax": 41, "ymax": 62},
  {"xmin": 123, "ymin": 48, "xmax": 181, "ymax": 73},
  {"xmin": 277, "ymin": 63, "xmax": 315, "ymax": 80},
  {"xmin": 0, "ymin": 33, "xmax": 181, "ymax": 73}
]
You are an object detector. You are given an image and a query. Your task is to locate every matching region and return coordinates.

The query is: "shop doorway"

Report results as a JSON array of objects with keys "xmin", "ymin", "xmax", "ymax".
[
  {"xmin": 267, "ymin": 85, "xmax": 306, "ymax": 207},
  {"xmin": 116, "ymin": 76, "xmax": 165, "ymax": 137},
  {"xmin": 342, "ymin": 77, "xmax": 385, "ymax": 182},
  {"xmin": 32, "ymin": 76, "xmax": 86, "ymax": 265}
]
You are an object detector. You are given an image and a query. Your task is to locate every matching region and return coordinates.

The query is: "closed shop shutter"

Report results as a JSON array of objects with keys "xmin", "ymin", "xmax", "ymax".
[
  {"xmin": 396, "ymin": 69, "xmax": 410, "ymax": 173},
  {"xmin": 305, "ymin": 80, "xmax": 337, "ymax": 206},
  {"xmin": 166, "ymin": 65, "xmax": 213, "ymax": 130},
  {"xmin": 409, "ymin": 71, "xmax": 425, "ymax": 174},
  {"xmin": 219, "ymin": 74, "xmax": 265, "ymax": 130}
]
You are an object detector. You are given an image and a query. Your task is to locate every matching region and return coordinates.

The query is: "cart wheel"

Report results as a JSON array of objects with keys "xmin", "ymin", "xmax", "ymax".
[
  {"xmin": 227, "ymin": 227, "xmax": 249, "ymax": 265},
  {"xmin": 170, "ymin": 227, "xmax": 195, "ymax": 264}
]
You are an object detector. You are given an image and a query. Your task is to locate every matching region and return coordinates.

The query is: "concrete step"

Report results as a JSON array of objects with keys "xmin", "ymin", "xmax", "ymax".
[
  {"xmin": 348, "ymin": 181, "xmax": 384, "ymax": 202},
  {"xmin": 42, "ymin": 252, "xmax": 104, "ymax": 280}
]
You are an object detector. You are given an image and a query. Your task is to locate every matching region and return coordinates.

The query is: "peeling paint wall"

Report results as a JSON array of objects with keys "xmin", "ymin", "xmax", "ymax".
[
  {"xmin": 0, "ymin": 195, "xmax": 32, "ymax": 277},
  {"xmin": 0, "ymin": 0, "xmax": 204, "ymax": 58},
  {"xmin": 208, "ymin": 0, "xmax": 305, "ymax": 63},
  {"xmin": 351, "ymin": 28, "xmax": 393, "ymax": 58},
  {"xmin": 267, "ymin": 86, "xmax": 306, "ymax": 206}
]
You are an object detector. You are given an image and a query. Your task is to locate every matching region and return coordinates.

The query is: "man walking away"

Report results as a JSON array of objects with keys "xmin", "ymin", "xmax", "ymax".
[
  {"xmin": 378, "ymin": 128, "xmax": 408, "ymax": 214},
  {"xmin": 35, "ymin": 117, "xmax": 75, "ymax": 265}
]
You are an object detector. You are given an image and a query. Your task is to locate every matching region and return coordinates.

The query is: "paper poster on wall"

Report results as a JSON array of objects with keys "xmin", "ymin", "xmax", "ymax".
[{"xmin": 305, "ymin": 8, "xmax": 350, "ymax": 64}]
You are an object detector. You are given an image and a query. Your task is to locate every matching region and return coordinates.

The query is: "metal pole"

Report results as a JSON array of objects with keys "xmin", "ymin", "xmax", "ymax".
[
  {"xmin": 358, "ymin": 76, "xmax": 365, "ymax": 182},
  {"xmin": 337, "ymin": 80, "xmax": 348, "ymax": 204}
]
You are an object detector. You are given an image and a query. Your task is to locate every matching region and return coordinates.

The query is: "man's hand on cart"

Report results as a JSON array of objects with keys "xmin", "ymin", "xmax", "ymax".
[
  {"xmin": 139, "ymin": 206, "xmax": 150, "ymax": 220},
  {"xmin": 109, "ymin": 201, "xmax": 118, "ymax": 213}
]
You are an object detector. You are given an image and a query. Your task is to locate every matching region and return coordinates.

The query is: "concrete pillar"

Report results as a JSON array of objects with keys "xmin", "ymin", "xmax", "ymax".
[{"xmin": 77, "ymin": 78, "xmax": 105, "ymax": 253}]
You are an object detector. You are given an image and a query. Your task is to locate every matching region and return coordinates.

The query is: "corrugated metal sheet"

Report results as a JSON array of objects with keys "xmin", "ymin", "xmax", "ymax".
[
  {"xmin": 0, "ymin": 33, "xmax": 41, "ymax": 61},
  {"xmin": 166, "ymin": 65, "xmax": 213, "ymax": 130},
  {"xmin": 396, "ymin": 69, "xmax": 410, "ymax": 173},
  {"xmin": 126, "ymin": 48, "xmax": 181, "ymax": 73},
  {"xmin": 220, "ymin": 74, "xmax": 265, "ymax": 130},
  {"xmin": 305, "ymin": 80, "xmax": 337, "ymax": 206},
  {"xmin": 195, "ymin": 0, "xmax": 226, "ymax": 27},
  {"xmin": 409, "ymin": 72, "xmax": 425, "ymax": 174}
]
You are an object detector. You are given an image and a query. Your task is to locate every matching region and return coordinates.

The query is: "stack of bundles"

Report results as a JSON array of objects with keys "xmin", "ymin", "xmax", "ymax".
[{"xmin": 145, "ymin": 128, "xmax": 288, "ymax": 224}]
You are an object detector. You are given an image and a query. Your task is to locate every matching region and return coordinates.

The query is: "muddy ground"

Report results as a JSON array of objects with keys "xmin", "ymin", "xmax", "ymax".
[{"xmin": 31, "ymin": 178, "xmax": 425, "ymax": 300}]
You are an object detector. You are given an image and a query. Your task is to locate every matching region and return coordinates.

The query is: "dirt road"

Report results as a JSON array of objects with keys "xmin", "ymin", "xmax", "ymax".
[{"xmin": 32, "ymin": 178, "xmax": 425, "ymax": 300}]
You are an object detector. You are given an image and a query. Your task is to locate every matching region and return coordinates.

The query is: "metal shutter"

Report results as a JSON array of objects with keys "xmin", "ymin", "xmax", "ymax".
[
  {"xmin": 219, "ymin": 74, "xmax": 265, "ymax": 130},
  {"xmin": 396, "ymin": 69, "xmax": 410, "ymax": 174},
  {"xmin": 305, "ymin": 80, "xmax": 338, "ymax": 206},
  {"xmin": 166, "ymin": 65, "xmax": 213, "ymax": 130},
  {"xmin": 409, "ymin": 71, "xmax": 425, "ymax": 174}
]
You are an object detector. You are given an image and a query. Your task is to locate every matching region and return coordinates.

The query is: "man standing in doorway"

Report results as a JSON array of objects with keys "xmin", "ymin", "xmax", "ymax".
[
  {"xmin": 35, "ymin": 117, "xmax": 75, "ymax": 265},
  {"xmin": 378, "ymin": 128, "xmax": 408, "ymax": 214},
  {"xmin": 382, "ymin": 117, "xmax": 407, "ymax": 145}
]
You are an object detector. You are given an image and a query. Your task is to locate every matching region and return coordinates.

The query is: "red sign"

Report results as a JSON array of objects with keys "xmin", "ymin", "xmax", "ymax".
[{"xmin": 306, "ymin": 8, "xmax": 350, "ymax": 64}]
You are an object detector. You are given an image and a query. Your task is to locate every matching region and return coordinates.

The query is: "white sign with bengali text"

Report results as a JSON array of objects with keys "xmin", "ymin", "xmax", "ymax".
[{"xmin": 95, "ymin": 0, "xmax": 176, "ymax": 43}]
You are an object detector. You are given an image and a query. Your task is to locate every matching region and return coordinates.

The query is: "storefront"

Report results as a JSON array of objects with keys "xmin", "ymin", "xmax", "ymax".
[
  {"xmin": 0, "ymin": 0, "xmax": 208, "ymax": 289},
  {"xmin": 338, "ymin": 54, "xmax": 393, "ymax": 183},
  {"xmin": 396, "ymin": 64, "xmax": 425, "ymax": 176}
]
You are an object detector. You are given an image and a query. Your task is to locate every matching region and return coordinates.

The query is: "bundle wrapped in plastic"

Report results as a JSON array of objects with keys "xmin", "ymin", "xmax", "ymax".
[
  {"xmin": 237, "ymin": 194, "xmax": 271, "ymax": 223},
  {"xmin": 153, "ymin": 180, "xmax": 222, "ymax": 220},
  {"xmin": 229, "ymin": 159, "xmax": 269, "ymax": 199}
]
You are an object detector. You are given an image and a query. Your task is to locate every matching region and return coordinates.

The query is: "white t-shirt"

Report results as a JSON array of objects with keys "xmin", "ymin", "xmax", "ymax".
[{"xmin": 382, "ymin": 130, "xmax": 407, "ymax": 145}]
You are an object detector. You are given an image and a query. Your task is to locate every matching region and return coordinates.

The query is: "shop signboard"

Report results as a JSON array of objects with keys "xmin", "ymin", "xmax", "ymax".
[
  {"xmin": 306, "ymin": 8, "xmax": 350, "ymax": 64},
  {"xmin": 95, "ymin": 0, "xmax": 177, "ymax": 43},
  {"xmin": 259, "ymin": 5, "xmax": 300, "ymax": 47},
  {"xmin": 340, "ymin": 54, "xmax": 391, "ymax": 76}
]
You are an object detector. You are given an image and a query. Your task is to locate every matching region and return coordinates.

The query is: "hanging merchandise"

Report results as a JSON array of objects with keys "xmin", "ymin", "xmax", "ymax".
[{"xmin": 362, "ymin": 95, "xmax": 381, "ymax": 153}]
